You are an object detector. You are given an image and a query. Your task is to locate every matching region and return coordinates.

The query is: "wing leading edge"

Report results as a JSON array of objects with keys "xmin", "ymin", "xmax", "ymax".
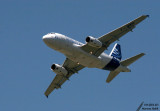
[
  {"xmin": 44, "ymin": 58, "xmax": 84, "ymax": 98},
  {"xmin": 81, "ymin": 15, "xmax": 149, "ymax": 57}
]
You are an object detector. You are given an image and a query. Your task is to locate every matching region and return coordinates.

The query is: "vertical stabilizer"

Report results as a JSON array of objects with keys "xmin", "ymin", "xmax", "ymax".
[{"xmin": 110, "ymin": 43, "xmax": 122, "ymax": 61}]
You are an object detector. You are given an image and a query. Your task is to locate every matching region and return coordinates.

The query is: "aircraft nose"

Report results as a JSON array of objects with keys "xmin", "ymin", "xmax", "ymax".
[
  {"xmin": 42, "ymin": 33, "xmax": 56, "ymax": 45},
  {"xmin": 42, "ymin": 35, "xmax": 52, "ymax": 44},
  {"xmin": 42, "ymin": 35, "xmax": 49, "ymax": 41}
]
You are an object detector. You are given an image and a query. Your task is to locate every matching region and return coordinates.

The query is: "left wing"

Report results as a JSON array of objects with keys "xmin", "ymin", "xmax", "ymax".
[
  {"xmin": 44, "ymin": 58, "xmax": 84, "ymax": 97},
  {"xmin": 81, "ymin": 15, "xmax": 149, "ymax": 57}
]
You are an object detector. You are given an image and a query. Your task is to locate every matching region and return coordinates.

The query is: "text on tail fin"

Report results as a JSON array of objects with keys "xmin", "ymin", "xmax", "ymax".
[{"xmin": 110, "ymin": 43, "xmax": 122, "ymax": 61}]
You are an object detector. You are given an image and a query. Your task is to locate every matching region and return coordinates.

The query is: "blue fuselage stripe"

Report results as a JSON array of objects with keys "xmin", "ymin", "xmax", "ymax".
[{"xmin": 103, "ymin": 57, "xmax": 120, "ymax": 71}]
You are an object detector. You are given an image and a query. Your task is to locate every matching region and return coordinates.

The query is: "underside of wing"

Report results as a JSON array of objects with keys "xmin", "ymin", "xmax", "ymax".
[
  {"xmin": 106, "ymin": 71, "xmax": 121, "ymax": 83},
  {"xmin": 98, "ymin": 15, "xmax": 149, "ymax": 47},
  {"xmin": 81, "ymin": 15, "xmax": 149, "ymax": 56},
  {"xmin": 44, "ymin": 58, "xmax": 85, "ymax": 97}
]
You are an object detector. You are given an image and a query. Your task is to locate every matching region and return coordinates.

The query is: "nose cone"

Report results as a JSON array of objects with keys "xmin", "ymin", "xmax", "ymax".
[
  {"xmin": 42, "ymin": 35, "xmax": 49, "ymax": 42},
  {"xmin": 42, "ymin": 35, "xmax": 53, "ymax": 45},
  {"xmin": 42, "ymin": 34, "xmax": 55, "ymax": 47}
]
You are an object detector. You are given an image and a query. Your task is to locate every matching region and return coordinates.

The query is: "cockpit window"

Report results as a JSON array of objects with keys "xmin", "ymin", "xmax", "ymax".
[{"xmin": 47, "ymin": 32, "xmax": 55, "ymax": 35}]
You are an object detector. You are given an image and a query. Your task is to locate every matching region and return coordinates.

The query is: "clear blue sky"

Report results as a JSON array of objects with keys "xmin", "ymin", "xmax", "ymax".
[{"xmin": 0, "ymin": 0, "xmax": 159, "ymax": 111}]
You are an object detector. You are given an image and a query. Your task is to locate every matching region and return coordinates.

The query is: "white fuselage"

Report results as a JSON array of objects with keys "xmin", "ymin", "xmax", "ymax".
[{"xmin": 43, "ymin": 33, "xmax": 113, "ymax": 69}]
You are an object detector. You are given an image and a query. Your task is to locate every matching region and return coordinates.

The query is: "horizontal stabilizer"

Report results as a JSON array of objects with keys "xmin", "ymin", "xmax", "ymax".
[
  {"xmin": 120, "ymin": 53, "xmax": 145, "ymax": 66},
  {"xmin": 106, "ymin": 71, "xmax": 121, "ymax": 83}
]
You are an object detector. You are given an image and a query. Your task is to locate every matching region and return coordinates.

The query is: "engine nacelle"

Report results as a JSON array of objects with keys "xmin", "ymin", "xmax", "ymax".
[
  {"xmin": 86, "ymin": 36, "xmax": 102, "ymax": 48},
  {"xmin": 51, "ymin": 64, "xmax": 68, "ymax": 76}
]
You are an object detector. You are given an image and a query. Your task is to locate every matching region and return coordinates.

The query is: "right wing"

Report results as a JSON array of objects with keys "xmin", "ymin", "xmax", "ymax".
[
  {"xmin": 44, "ymin": 58, "xmax": 84, "ymax": 97},
  {"xmin": 81, "ymin": 15, "xmax": 149, "ymax": 57}
]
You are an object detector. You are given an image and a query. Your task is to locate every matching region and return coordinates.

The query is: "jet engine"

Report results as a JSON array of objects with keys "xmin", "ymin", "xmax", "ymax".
[
  {"xmin": 51, "ymin": 64, "xmax": 68, "ymax": 76},
  {"xmin": 86, "ymin": 36, "xmax": 102, "ymax": 48}
]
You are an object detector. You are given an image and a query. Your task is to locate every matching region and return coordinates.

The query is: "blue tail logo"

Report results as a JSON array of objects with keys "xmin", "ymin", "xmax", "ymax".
[{"xmin": 110, "ymin": 43, "xmax": 122, "ymax": 61}]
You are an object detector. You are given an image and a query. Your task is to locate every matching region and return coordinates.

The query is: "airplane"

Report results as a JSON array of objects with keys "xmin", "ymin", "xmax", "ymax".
[{"xmin": 42, "ymin": 15, "xmax": 149, "ymax": 98}]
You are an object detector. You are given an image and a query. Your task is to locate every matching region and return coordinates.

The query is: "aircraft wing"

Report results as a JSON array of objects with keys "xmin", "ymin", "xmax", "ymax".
[
  {"xmin": 81, "ymin": 15, "xmax": 149, "ymax": 57},
  {"xmin": 44, "ymin": 58, "xmax": 85, "ymax": 97}
]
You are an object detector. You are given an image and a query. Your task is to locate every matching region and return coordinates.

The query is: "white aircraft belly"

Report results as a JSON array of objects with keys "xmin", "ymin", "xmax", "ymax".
[
  {"xmin": 66, "ymin": 45, "xmax": 111, "ymax": 69},
  {"xmin": 46, "ymin": 38, "xmax": 112, "ymax": 69}
]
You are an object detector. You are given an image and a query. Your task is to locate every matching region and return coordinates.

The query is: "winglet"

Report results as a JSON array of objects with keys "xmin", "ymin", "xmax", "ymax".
[
  {"xmin": 46, "ymin": 95, "xmax": 48, "ymax": 98},
  {"xmin": 145, "ymin": 15, "xmax": 150, "ymax": 17}
]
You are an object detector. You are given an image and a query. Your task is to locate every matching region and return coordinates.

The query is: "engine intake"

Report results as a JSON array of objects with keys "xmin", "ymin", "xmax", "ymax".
[
  {"xmin": 51, "ymin": 64, "xmax": 56, "ymax": 70},
  {"xmin": 51, "ymin": 64, "xmax": 68, "ymax": 76},
  {"xmin": 85, "ymin": 36, "xmax": 102, "ymax": 48}
]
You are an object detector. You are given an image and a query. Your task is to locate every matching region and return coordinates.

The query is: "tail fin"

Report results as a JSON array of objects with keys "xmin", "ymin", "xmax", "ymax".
[
  {"xmin": 110, "ymin": 43, "xmax": 122, "ymax": 61},
  {"xmin": 106, "ymin": 53, "xmax": 145, "ymax": 83},
  {"xmin": 120, "ymin": 53, "xmax": 145, "ymax": 66}
]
